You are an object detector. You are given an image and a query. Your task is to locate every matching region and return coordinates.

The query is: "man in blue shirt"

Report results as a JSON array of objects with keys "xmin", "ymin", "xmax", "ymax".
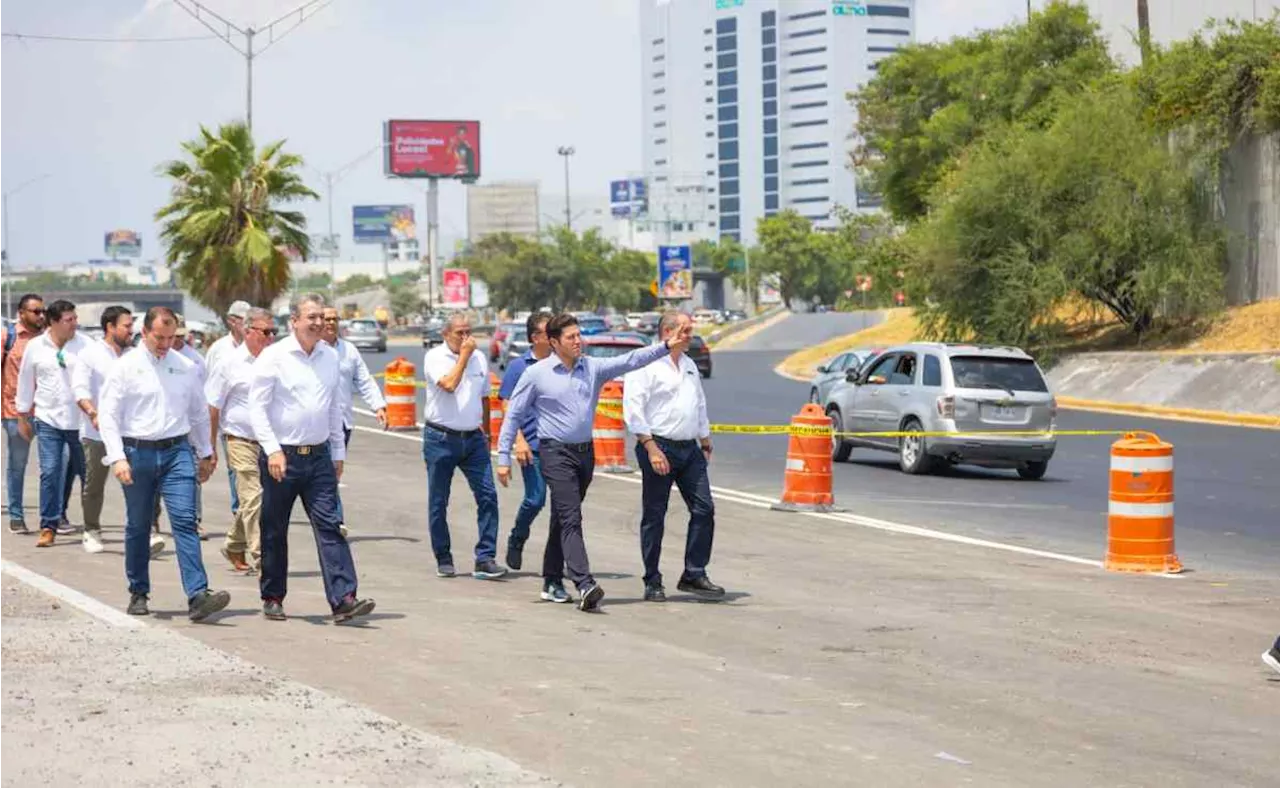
[
  {"xmin": 498, "ymin": 312, "xmax": 552, "ymax": 578},
  {"xmin": 498, "ymin": 312, "xmax": 692, "ymax": 611}
]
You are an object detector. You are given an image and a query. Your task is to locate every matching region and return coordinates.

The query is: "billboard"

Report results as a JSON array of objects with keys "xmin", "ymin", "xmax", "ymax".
[
  {"xmin": 353, "ymin": 205, "xmax": 416, "ymax": 244},
  {"xmin": 104, "ymin": 229, "xmax": 141, "ymax": 258},
  {"xmin": 384, "ymin": 120, "xmax": 481, "ymax": 179},
  {"xmin": 609, "ymin": 178, "xmax": 648, "ymax": 218},
  {"xmin": 657, "ymin": 245, "xmax": 693, "ymax": 300},
  {"xmin": 441, "ymin": 268, "xmax": 471, "ymax": 309}
]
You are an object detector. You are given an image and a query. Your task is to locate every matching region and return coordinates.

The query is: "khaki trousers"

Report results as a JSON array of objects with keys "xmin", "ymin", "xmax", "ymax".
[
  {"xmin": 223, "ymin": 436, "xmax": 263, "ymax": 567},
  {"xmin": 80, "ymin": 438, "xmax": 110, "ymax": 531}
]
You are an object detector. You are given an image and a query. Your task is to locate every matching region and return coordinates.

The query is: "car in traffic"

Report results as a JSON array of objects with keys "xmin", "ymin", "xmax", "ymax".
[
  {"xmin": 577, "ymin": 316, "xmax": 608, "ymax": 336},
  {"xmin": 489, "ymin": 322, "xmax": 521, "ymax": 362},
  {"xmin": 422, "ymin": 324, "xmax": 444, "ymax": 349},
  {"xmin": 825, "ymin": 343, "xmax": 1057, "ymax": 479},
  {"xmin": 341, "ymin": 318, "xmax": 387, "ymax": 352},
  {"xmin": 808, "ymin": 349, "xmax": 878, "ymax": 404},
  {"xmin": 725, "ymin": 309, "xmax": 748, "ymax": 322},
  {"xmin": 500, "ymin": 326, "xmax": 531, "ymax": 371},
  {"xmin": 692, "ymin": 308, "xmax": 723, "ymax": 327},
  {"xmin": 581, "ymin": 333, "xmax": 647, "ymax": 376},
  {"xmin": 633, "ymin": 312, "xmax": 661, "ymax": 336},
  {"xmin": 688, "ymin": 334, "xmax": 712, "ymax": 378}
]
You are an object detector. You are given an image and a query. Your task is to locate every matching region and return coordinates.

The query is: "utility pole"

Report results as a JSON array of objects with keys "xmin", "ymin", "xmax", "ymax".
[
  {"xmin": 1136, "ymin": 0, "xmax": 1151, "ymax": 64},
  {"xmin": 2, "ymin": 174, "xmax": 52, "ymax": 316},
  {"xmin": 173, "ymin": 0, "xmax": 330, "ymax": 133},
  {"xmin": 312, "ymin": 143, "xmax": 384, "ymax": 304},
  {"xmin": 557, "ymin": 146, "xmax": 575, "ymax": 229}
]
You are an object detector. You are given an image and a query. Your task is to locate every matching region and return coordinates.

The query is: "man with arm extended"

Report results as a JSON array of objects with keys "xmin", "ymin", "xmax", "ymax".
[
  {"xmin": 97, "ymin": 307, "xmax": 229, "ymax": 621},
  {"xmin": 3, "ymin": 293, "xmax": 45, "ymax": 534},
  {"xmin": 249, "ymin": 293, "xmax": 374, "ymax": 624},
  {"xmin": 624, "ymin": 311, "xmax": 724, "ymax": 602},
  {"xmin": 206, "ymin": 307, "xmax": 276, "ymax": 575},
  {"xmin": 321, "ymin": 305, "xmax": 387, "ymax": 537},
  {"xmin": 497, "ymin": 312, "xmax": 552, "ymax": 577},
  {"xmin": 497, "ymin": 312, "xmax": 692, "ymax": 611},
  {"xmin": 15, "ymin": 299, "xmax": 88, "ymax": 547},
  {"xmin": 420, "ymin": 314, "xmax": 505, "ymax": 581}
]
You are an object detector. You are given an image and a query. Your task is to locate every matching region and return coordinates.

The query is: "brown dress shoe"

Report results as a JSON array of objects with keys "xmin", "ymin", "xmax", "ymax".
[
  {"xmin": 36, "ymin": 529, "xmax": 55, "ymax": 548},
  {"xmin": 220, "ymin": 547, "xmax": 250, "ymax": 573}
]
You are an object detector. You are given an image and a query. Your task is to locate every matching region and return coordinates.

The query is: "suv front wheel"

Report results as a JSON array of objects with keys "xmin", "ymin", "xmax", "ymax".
[{"xmin": 898, "ymin": 417, "xmax": 934, "ymax": 475}]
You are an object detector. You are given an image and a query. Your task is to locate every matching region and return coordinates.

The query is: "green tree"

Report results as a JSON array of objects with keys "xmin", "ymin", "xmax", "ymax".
[
  {"xmin": 336, "ymin": 273, "xmax": 376, "ymax": 295},
  {"xmin": 155, "ymin": 122, "xmax": 317, "ymax": 314},
  {"xmin": 387, "ymin": 281, "xmax": 423, "ymax": 318},
  {"xmin": 914, "ymin": 83, "xmax": 1222, "ymax": 344},
  {"xmin": 853, "ymin": 1, "xmax": 1115, "ymax": 221},
  {"xmin": 293, "ymin": 271, "xmax": 331, "ymax": 291},
  {"xmin": 754, "ymin": 211, "xmax": 818, "ymax": 309}
]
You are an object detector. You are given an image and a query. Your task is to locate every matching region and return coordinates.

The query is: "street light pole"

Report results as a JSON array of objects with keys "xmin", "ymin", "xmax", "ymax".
[
  {"xmin": 2, "ymin": 173, "xmax": 52, "ymax": 316},
  {"xmin": 557, "ymin": 146, "xmax": 575, "ymax": 230},
  {"xmin": 173, "ymin": 0, "xmax": 329, "ymax": 133},
  {"xmin": 310, "ymin": 142, "xmax": 385, "ymax": 303}
]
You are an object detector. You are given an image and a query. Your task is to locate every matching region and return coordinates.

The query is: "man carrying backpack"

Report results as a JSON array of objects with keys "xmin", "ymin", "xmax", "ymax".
[{"xmin": 3, "ymin": 294, "xmax": 46, "ymax": 534}]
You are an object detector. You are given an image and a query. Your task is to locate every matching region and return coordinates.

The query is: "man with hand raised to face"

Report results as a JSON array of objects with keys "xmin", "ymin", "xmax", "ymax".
[
  {"xmin": 97, "ymin": 307, "xmax": 229, "ymax": 621},
  {"xmin": 497, "ymin": 312, "xmax": 692, "ymax": 611}
]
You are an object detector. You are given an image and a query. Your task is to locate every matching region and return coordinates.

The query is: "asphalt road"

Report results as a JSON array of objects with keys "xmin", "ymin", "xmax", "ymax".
[{"xmin": 357, "ymin": 320, "xmax": 1279, "ymax": 578}]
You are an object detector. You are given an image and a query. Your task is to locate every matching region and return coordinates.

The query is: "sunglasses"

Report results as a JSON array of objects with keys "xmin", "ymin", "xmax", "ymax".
[
  {"xmin": 56, "ymin": 350, "xmax": 66, "ymax": 369},
  {"xmin": 26, "ymin": 307, "xmax": 46, "ymax": 315},
  {"xmin": 253, "ymin": 326, "xmax": 279, "ymax": 336}
]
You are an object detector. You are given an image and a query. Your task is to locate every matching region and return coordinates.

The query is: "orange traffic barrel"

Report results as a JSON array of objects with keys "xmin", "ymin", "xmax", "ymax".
[
  {"xmin": 772, "ymin": 403, "xmax": 840, "ymax": 512},
  {"xmin": 593, "ymin": 380, "xmax": 632, "ymax": 473},
  {"xmin": 488, "ymin": 372, "xmax": 504, "ymax": 452},
  {"xmin": 384, "ymin": 357, "xmax": 418, "ymax": 431},
  {"xmin": 1105, "ymin": 432, "xmax": 1181, "ymax": 573}
]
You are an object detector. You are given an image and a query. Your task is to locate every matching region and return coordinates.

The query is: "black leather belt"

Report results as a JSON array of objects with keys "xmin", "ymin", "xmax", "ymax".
[
  {"xmin": 123, "ymin": 435, "xmax": 188, "ymax": 450},
  {"xmin": 652, "ymin": 435, "xmax": 698, "ymax": 448},
  {"xmin": 543, "ymin": 439, "xmax": 593, "ymax": 452},
  {"xmin": 425, "ymin": 421, "xmax": 481, "ymax": 437},
  {"xmin": 281, "ymin": 443, "xmax": 327, "ymax": 456}
]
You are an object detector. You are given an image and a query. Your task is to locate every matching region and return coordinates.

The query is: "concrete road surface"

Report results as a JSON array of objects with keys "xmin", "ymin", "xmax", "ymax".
[{"xmin": 3, "ymin": 412, "xmax": 1278, "ymax": 786}]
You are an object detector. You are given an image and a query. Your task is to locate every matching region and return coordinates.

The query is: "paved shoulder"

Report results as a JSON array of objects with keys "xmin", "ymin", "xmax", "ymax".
[{"xmin": 0, "ymin": 571, "xmax": 557, "ymax": 788}]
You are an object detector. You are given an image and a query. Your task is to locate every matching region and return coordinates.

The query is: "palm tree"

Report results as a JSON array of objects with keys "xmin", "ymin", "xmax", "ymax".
[{"xmin": 156, "ymin": 122, "xmax": 317, "ymax": 315}]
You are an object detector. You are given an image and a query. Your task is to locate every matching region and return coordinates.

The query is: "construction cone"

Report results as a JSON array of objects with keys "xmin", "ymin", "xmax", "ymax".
[
  {"xmin": 772, "ymin": 403, "xmax": 841, "ymax": 513},
  {"xmin": 593, "ymin": 380, "xmax": 632, "ymax": 473},
  {"xmin": 488, "ymin": 373, "xmax": 504, "ymax": 452},
  {"xmin": 1105, "ymin": 432, "xmax": 1182, "ymax": 573}
]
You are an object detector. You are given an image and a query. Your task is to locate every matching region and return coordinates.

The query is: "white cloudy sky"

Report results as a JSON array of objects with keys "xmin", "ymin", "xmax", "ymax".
[{"xmin": 2, "ymin": 0, "xmax": 1041, "ymax": 268}]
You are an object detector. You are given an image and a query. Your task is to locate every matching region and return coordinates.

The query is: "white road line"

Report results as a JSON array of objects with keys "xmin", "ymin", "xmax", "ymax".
[
  {"xmin": 2, "ymin": 559, "xmax": 146, "ymax": 630},
  {"xmin": 348, "ymin": 414, "xmax": 1115, "ymax": 570}
]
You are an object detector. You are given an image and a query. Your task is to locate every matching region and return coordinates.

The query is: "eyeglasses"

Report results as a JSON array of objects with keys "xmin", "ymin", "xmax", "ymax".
[
  {"xmin": 252, "ymin": 326, "xmax": 278, "ymax": 336},
  {"xmin": 25, "ymin": 307, "xmax": 46, "ymax": 315}
]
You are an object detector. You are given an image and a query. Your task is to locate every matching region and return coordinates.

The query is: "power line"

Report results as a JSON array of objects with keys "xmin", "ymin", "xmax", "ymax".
[{"xmin": 1, "ymin": 31, "xmax": 218, "ymax": 43}]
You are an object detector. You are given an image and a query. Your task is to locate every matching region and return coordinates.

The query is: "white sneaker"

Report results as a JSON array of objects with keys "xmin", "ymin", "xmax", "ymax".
[
  {"xmin": 339, "ymin": 524, "xmax": 349, "ymax": 538},
  {"xmin": 82, "ymin": 530, "xmax": 105, "ymax": 554},
  {"xmin": 149, "ymin": 534, "xmax": 166, "ymax": 559}
]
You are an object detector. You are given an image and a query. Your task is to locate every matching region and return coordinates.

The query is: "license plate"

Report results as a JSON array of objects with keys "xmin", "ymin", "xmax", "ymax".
[{"xmin": 985, "ymin": 404, "xmax": 1023, "ymax": 422}]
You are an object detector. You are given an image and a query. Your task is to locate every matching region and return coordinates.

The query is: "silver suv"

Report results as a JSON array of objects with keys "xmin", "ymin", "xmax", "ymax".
[{"xmin": 825, "ymin": 343, "xmax": 1057, "ymax": 479}]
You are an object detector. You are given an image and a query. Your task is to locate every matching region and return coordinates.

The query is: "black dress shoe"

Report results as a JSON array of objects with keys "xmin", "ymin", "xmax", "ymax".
[
  {"xmin": 505, "ymin": 544, "xmax": 523, "ymax": 571},
  {"xmin": 644, "ymin": 584, "xmax": 667, "ymax": 602},
  {"xmin": 677, "ymin": 575, "xmax": 726, "ymax": 599}
]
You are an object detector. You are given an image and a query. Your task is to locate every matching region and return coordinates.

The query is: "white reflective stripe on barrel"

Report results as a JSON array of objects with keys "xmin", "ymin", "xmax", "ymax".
[
  {"xmin": 385, "ymin": 395, "xmax": 416, "ymax": 405},
  {"xmin": 592, "ymin": 429, "xmax": 626, "ymax": 440},
  {"xmin": 1108, "ymin": 500, "xmax": 1174, "ymax": 518},
  {"xmin": 1110, "ymin": 455, "xmax": 1174, "ymax": 472}
]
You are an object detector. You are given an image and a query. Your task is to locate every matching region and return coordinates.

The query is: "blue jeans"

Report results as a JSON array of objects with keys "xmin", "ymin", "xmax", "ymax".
[
  {"xmin": 3, "ymin": 418, "xmax": 32, "ymax": 522},
  {"xmin": 258, "ymin": 444, "xmax": 358, "ymax": 609},
  {"xmin": 422, "ymin": 426, "xmax": 499, "ymax": 564},
  {"xmin": 121, "ymin": 442, "xmax": 208, "ymax": 600},
  {"xmin": 34, "ymin": 421, "xmax": 84, "ymax": 530},
  {"xmin": 222, "ymin": 433, "xmax": 239, "ymax": 514},
  {"xmin": 508, "ymin": 454, "xmax": 546, "ymax": 550},
  {"xmin": 635, "ymin": 437, "xmax": 716, "ymax": 587}
]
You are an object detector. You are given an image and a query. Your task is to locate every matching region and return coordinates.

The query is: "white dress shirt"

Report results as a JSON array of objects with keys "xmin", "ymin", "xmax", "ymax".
[
  {"xmin": 422, "ymin": 344, "xmax": 489, "ymax": 431},
  {"xmin": 71, "ymin": 338, "xmax": 125, "ymax": 441},
  {"xmin": 203, "ymin": 333, "xmax": 240, "ymax": 378},
  {"xmin": 205, "ymin": 344, "xmax": 257, "ymax": 440},
  {"xmin": 249, "ymin": 333, "xmax": 345, "ymax": 460},
  {"xmin": 179, "ymin": 343, "xmax": 206, "ymax": 380},
  {"xmin": 331, "ymin": 338, "xmax": 387, "ymax": 428},
  {"xmin": 623, "ymin": 349, "xmax": 710, "ymax": 442},
  {"xmin": 15, "ymin": 333, "xmax": 89, "ymax": 431},
  {"xmin": 98, "ymin": 345, "xmax": 214, "ymax": 465}
]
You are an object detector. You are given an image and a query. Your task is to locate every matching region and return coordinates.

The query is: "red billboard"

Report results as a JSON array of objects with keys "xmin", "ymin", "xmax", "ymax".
[
  {"xmin": 384, "ymin": 120, "xmax": 481, "ymax": 179},
  {"xmin": 441, "ymin": 269, "xmax": 471, "ymax": 309}
]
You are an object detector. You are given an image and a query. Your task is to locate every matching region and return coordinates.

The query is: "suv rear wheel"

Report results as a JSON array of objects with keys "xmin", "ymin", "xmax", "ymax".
[
  {"xmin": 898, "ymin": 417, "xmax": 934, "ymax": 475},
  {"xmin": 828, "ymin": 407, "xmax": 852, "ymax": 463},
  {"xmin": 1017, "ymin": 460, "xmax": 1049, "ymax": 480}
]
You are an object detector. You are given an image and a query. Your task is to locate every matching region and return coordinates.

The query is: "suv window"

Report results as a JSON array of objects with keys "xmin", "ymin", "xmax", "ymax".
[
  {"xmin": 922, "ymin": 354, "xmax": 942, "ymax": 387},
  {"xmin": 889, "ymin": 353, "xmax": 916, "ymax": 385},
  {"xmin": 949, "ymin": 356, "xmax": 1048, "ymax": 393},
  {"xmin": 862, "ymin": 353, "xmax": 898, "ymax": 384},
  {"xmin": 349, "ymin": 320, "xmax": 378, "ymax": 331}
]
